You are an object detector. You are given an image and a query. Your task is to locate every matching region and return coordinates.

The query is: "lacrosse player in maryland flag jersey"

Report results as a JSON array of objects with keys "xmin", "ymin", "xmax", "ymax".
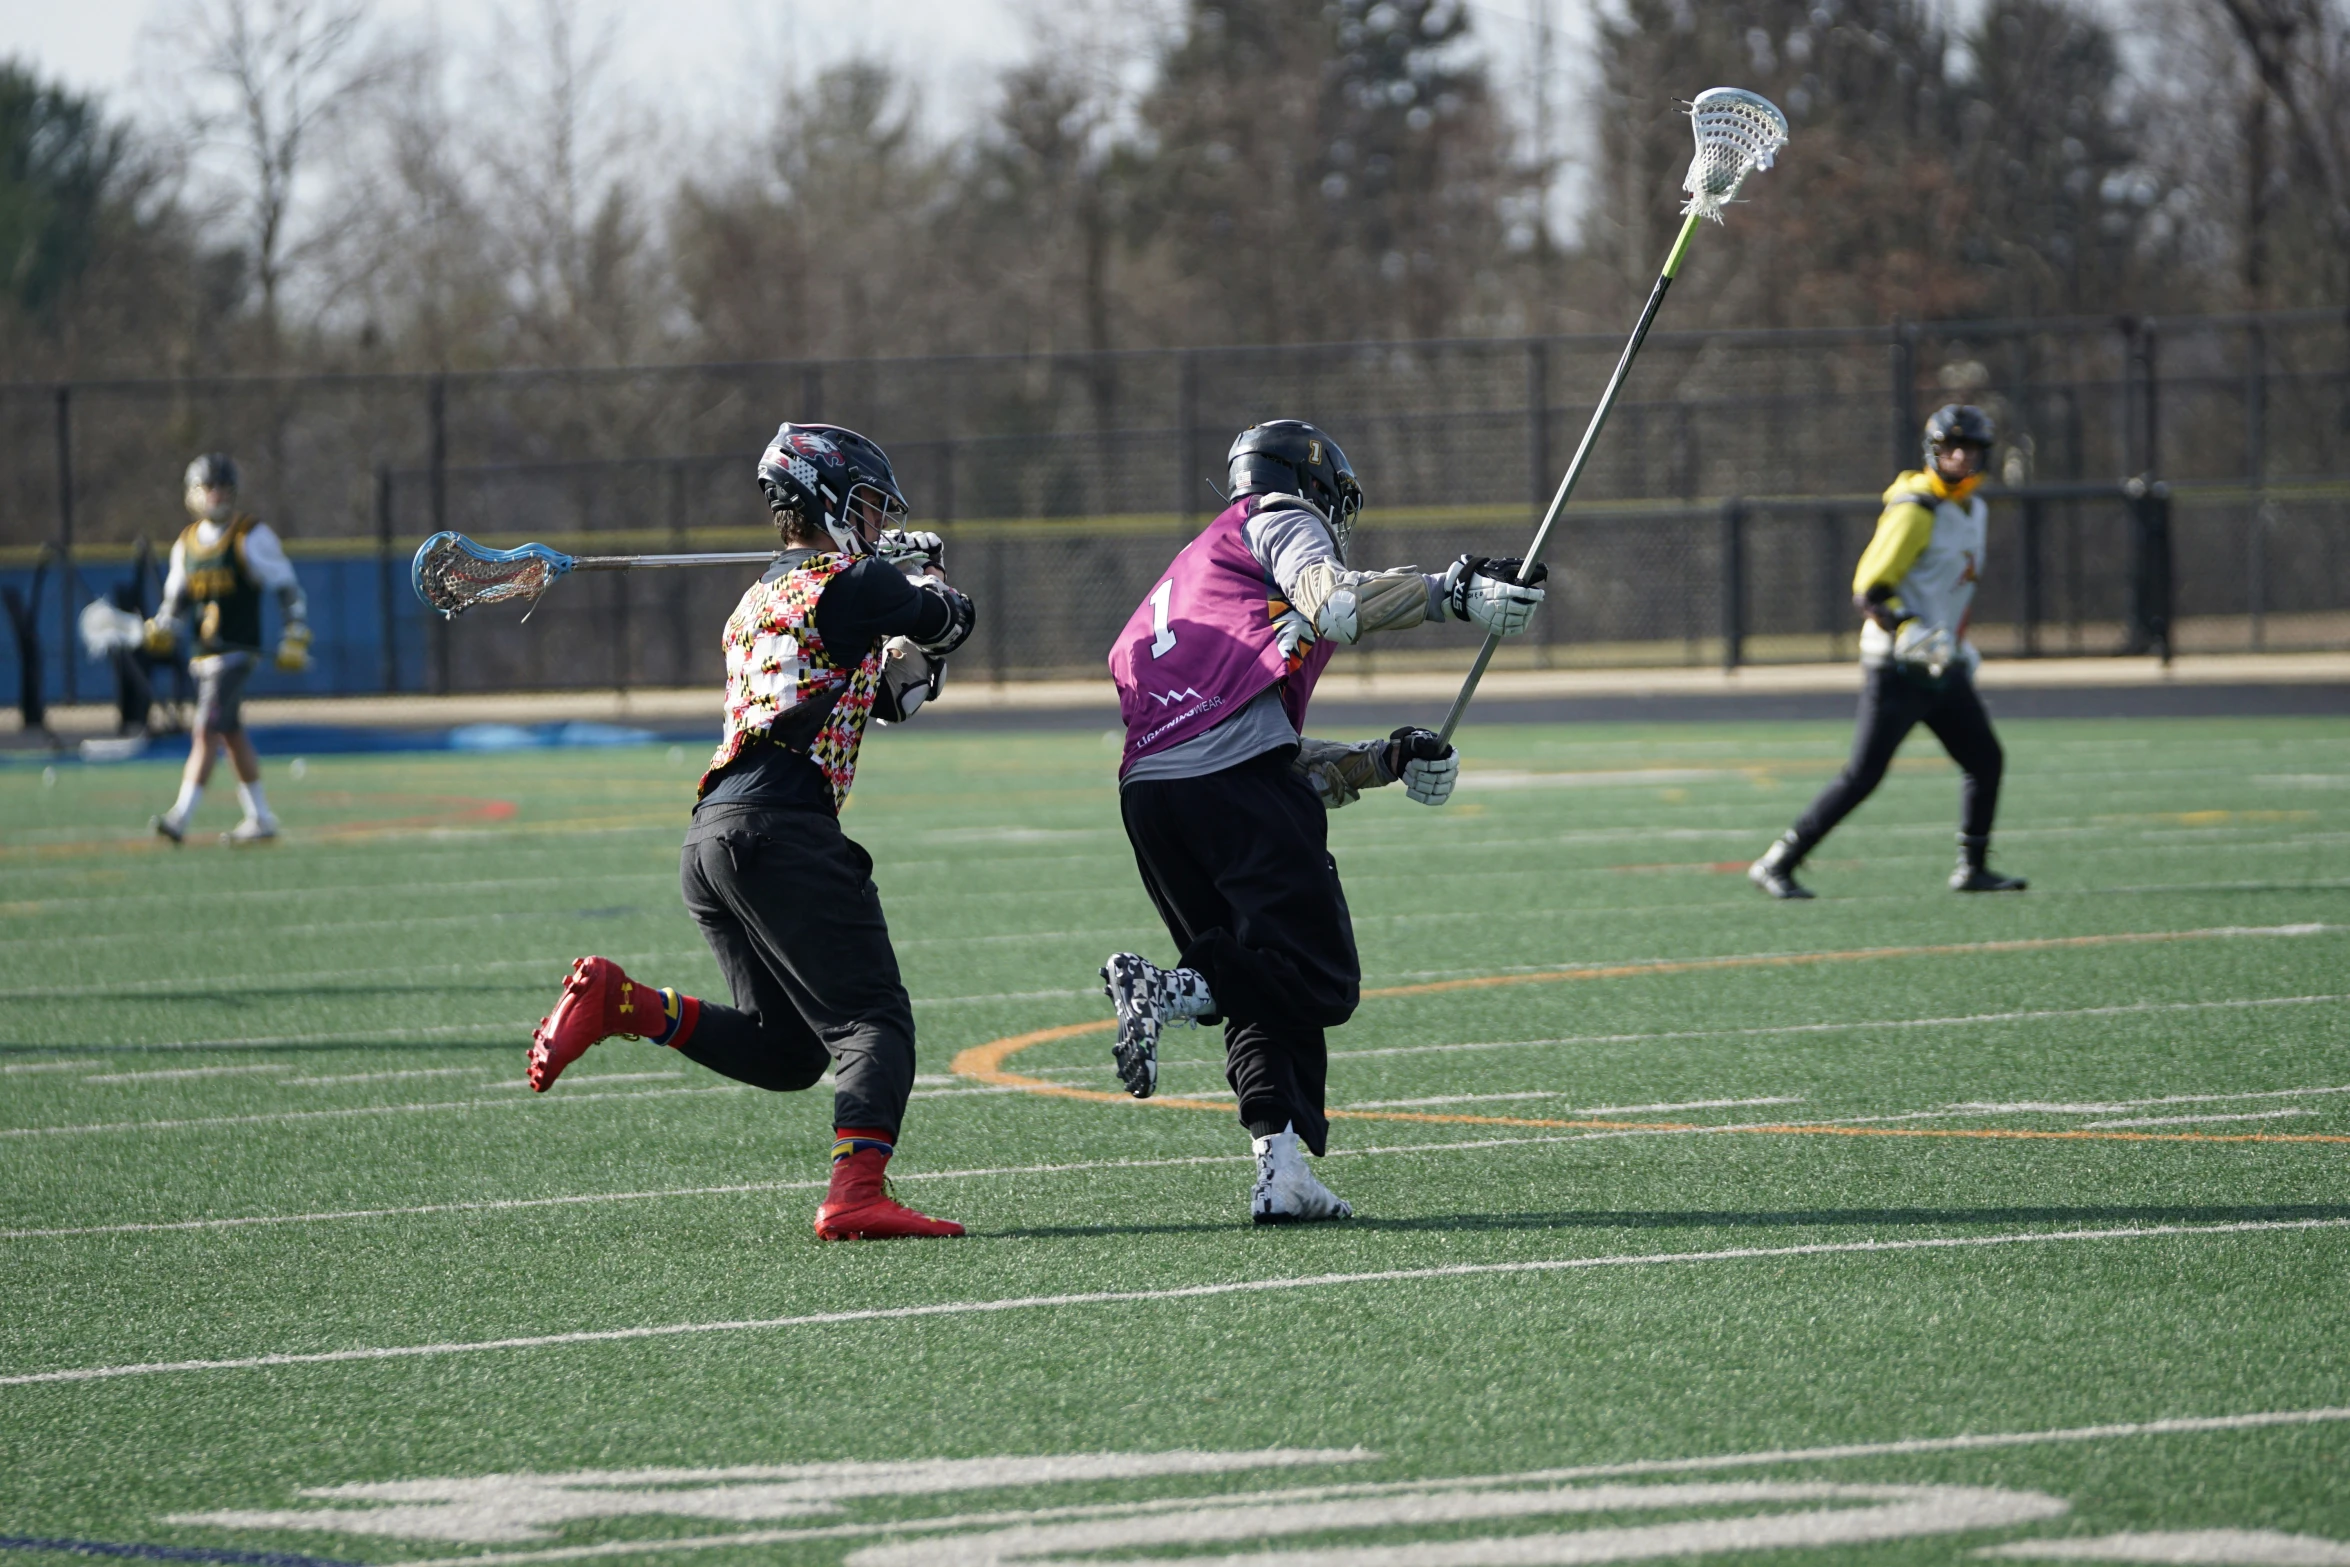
[
  {"xmin": 148, "ymin": 452, "xmax": 312, "ymax": 846},
  {"xmin": 531, "ymin": 423, "xmax": 977, "ymax": 1240},
  {"xmin": 1101, "ymin": 420, "xmax": 1548, "ymax": 1224},
  {"xmin": 1750, "ymin": 404, "xmax": 2028, "ymax": 900}
]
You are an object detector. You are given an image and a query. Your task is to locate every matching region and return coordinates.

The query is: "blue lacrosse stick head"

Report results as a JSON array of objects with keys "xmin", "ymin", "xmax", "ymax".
[{"xmin": 412, "ymin": 532, "xmax": 579, "ymax": 618}]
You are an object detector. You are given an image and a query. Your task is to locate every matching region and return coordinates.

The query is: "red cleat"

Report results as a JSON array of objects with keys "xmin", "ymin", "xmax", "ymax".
[
  {"xmin": 528, "ymin": 956, "xmax": 651, "ymax": 1092},
  {"xmin": 813, "ymin": 1148, "xmax": 965, "ymax": 1240}
]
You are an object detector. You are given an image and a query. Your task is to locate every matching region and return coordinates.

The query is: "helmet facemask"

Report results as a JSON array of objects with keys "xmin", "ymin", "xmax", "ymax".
[
  {"xmin": 827, "ymin": 479, "xmax": 909, "ymax": 558},
  {"xmin": 185, "ymin": 483, "xmax": 235, "ymax": 523}
]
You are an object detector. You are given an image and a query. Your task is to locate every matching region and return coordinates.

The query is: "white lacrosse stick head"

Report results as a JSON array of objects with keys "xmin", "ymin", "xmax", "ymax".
[
  {"xmin": 1682, "ymin": 87, "xmax": 1790, "ymax": 222},
  {"xmin": 78, "ymin": 599, "xmax": 146, "ymax": 657}
]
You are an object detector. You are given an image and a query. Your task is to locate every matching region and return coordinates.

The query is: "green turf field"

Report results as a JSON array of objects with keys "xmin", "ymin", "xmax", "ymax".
[{"xmin": 2, "ymin": 715, "xmax": 2347, "ymax": 1567}]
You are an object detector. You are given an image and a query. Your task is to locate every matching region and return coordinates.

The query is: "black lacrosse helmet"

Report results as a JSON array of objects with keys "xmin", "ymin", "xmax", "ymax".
[
  {"xmin": 183, "ymin": 452, "xmax": 238, "ymax": 492},
  {"xmin": 1228, "ymin": 420, "xmax": 1364, "ymax": 558},
  {"xmin": 1922, "ymin": 405, "xmax": 1995, "ymax": 472},
  {"xmin": 756, "ymin": 423, "xmax": 909, "ymax": 557}
]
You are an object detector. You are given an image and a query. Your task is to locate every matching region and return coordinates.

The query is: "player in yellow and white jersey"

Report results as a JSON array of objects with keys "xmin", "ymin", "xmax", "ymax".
[
  {"xmin": 145, "ymin": 453, "xmax": 312, "ymax": 845},
  {"xmin": 1749, "ymin": 405, "xmax": 2028, "ymax": 899}
]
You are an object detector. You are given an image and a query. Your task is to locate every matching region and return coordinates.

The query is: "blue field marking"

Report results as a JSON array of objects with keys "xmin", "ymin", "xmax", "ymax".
[{"xmin": 0, "ymin": 1539, "xmax": 363, "ymax": 1567}]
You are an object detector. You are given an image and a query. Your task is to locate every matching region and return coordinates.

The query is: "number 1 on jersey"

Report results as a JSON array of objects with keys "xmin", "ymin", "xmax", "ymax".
[{"xmin": 1147, "ymin": 579, "xmax": 1177, "ymax": 658}]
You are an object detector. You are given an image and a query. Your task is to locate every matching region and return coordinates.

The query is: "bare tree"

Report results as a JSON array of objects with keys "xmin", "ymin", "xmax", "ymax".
[
  {"xmin": 146, "ymin": 0, "xmax": 382, "ymax": 352},
  {"xmin": 2211, "ymin": 0, "xmax": 2350, "ymax": 295}
]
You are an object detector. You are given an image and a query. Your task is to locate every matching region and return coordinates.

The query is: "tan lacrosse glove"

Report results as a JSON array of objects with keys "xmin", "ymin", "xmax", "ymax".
[
  {"xmin": 141, "ymin": 617, "xmax": 181, "ymax": 658},
  {"xmin": 275, "ymin": 624, "xmax": 313, "ymax": 673}
]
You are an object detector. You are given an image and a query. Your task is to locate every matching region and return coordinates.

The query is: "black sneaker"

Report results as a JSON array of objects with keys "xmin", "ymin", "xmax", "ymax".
[
  {"xmin": 151, "ymin": 814, "xmax": 185, "ymax": 846},
  {"xmin": 1951, "ymin": 865, "xmax": 2028, "ymax": 892},
  {"xmin": 1748, "ymin": 856, "xmax": 1814, "ymax": 900}
]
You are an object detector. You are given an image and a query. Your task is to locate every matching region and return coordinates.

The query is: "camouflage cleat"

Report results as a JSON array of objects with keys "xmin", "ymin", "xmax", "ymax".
[{"xmin": 1100, "ymin": 953, "xmax": 1215, "ymax": 1099}]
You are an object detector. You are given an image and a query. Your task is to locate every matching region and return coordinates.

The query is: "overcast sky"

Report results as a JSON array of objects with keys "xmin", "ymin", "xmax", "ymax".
[{"xmin": 0, "ymin": 0, "xmax": 1050, "ymax": 134}]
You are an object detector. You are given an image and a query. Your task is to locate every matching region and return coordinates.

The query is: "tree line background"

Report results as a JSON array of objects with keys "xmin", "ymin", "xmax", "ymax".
[{"xmin": 1, "ymin": 0, "xmax": 2345, "ymax": 385}]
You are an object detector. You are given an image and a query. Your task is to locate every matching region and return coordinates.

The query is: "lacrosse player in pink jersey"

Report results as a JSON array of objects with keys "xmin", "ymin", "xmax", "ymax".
[
  {"xmin": 529, "ymin": 423, "xmax": 976, "ymax": 1241},
  {"xmin": 1101, "ymin": 420, "xmax": 1548, "ymax": 1223}
]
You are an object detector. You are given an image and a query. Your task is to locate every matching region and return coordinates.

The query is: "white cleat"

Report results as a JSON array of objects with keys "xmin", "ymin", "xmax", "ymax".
[
  {"xmin": 1250, "ymin": 1124, "xmax": 1353, "ymax": 1225},
  {"xmin": 1100, "ymin": 952, "xmax": 1212, "ymax": 1099},
  {"xmin": 222, "ymin": 815, "xmax": 279, "ymax": 846}
]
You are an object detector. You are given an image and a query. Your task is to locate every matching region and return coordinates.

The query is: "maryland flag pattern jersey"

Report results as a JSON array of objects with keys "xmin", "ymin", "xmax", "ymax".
[
  {"xmin": 698, "ymin": 553, "xmax": 883, "ymax": 811},
  {"xmin": 177, "ymin": 515, "xmax": 265, "ymax": 654}
]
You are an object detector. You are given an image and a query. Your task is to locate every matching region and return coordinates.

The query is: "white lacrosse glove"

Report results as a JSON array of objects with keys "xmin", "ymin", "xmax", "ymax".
[
  {"xmin": 874, "ymin": 528, "xmax": 945, "ymax": 578},
  {"xmin": 1385, "ymin": 726, "xmax": 1458, "ymax": 807},
  {"xmin": 1442, "ymin": 554, "xmax": 1548, "ymax": 637},
  {"xmin": 875, "ymin": 636, "xmax": 940, "ymax": 723},
  {"xmin": 1892, "ymin": 620, "xmax": 1957, "ymax": 680}
]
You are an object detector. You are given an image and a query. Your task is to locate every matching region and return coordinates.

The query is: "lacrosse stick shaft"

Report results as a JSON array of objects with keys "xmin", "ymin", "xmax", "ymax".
[
  {"xmin": 567, "ymin": 552, "xmax": 776, "ymax": 571},
  {"xmin": 1434, "ymin": 210, "xmax": 1705, "ymax": 745}
]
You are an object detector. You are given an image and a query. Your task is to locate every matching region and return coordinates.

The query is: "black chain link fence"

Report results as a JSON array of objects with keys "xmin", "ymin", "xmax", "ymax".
[{"xmin": 5, "ymin": 308, "xmax": 2346, "ymax": 702}]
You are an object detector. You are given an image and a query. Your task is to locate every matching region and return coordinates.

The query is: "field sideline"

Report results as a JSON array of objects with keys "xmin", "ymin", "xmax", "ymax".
[{"xmin": 2, "ymin": 715, "xmax": 2346, "ymax": 1567}]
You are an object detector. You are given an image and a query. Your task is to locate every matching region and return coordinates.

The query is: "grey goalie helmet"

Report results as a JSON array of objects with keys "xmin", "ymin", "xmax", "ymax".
[
  {"xmin": 1227, "ymin": 420, "xmax": 1364, "ymax": 560},
  {"xmin": 756, "ymin": 423, "xmax": 909, "ymax": 557}
]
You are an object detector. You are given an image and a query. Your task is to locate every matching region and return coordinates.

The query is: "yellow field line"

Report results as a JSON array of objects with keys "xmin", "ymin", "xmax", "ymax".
[{"xmin": 949, "ymin": 927, "xmax": 2350, "ymax": 1148}]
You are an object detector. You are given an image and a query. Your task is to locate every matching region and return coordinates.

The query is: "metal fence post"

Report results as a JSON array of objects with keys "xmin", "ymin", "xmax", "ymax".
[
  {"xmin": 1179, "ymin": 349, "xmax": 1200, "ymax": 528},
  {"xmin": 428, "ymin": 374, "xmax": 450, "ymax": 695},
  {"xmin": 2126, "ymin": 477, "xmax": 2173, "ymax": 662},
  {"xmin": 54, "ymin": 384, "xmax": 74, "ymax": 705},
  {"xmin": 1890, "ymin": 319, "xmax": 1918, "ymax": 470},
  {"xmin": 2020, "ymin": 494, "xmax": 2044, "ymax": 658},
  {"xmin": 376, "ymin": 463, "xmax": 396, "ymax": 692},
  {"xmin": 667, "ymin": 459, "xmax": 690, "ymax": 686},
  {"xmin": 1720, "ymin": 497, "xmax": 1745, "ymax": 670},
  {"xmin": 2245, "ymin": 323, "xmax": 2267, "ymax": 652}
]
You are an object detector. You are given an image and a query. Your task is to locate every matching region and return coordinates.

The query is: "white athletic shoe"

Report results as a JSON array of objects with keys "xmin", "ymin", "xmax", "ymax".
[
  {"xmin": 1250, "ymin": 1124, "xmax": 1354, "ymax": 1225},
  {"xmin": 223, "ymin": 814, "xmax": 279, "ymax": 846},
  {"xmin": 151, "ymin": 813, "xmax": 186, "ymax": 845},
  {"xmin": 1099, "ymin": 952, "xmax": 1213, "ymax": 1099}
]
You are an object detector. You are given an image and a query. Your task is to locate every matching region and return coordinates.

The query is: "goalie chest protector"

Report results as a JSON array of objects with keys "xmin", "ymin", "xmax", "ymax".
[
  {"xmin": 178, "ymin": 515, "xmax": 264, "ymax": 654},
  {"xmin": 1109, "ymin": 496, "xmax": 1337, "ymax": 780},
  {"xmin": 698, "ymin": 552, "xmax": 883, "ymax": 810}
]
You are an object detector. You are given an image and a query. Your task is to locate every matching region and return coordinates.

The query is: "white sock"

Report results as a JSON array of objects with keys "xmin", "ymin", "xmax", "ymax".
[
  {"xmin": 236, "ymin": 780, "xmax": 270, "ymax": 821},
  {"xmin": 167, "ymin": 781, "xmax": 201, "ymax": 824}
]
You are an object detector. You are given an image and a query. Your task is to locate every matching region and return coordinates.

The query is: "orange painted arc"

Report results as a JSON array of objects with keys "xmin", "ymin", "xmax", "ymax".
[{"xmin": 947, "ymin": 927, "xmax": 2350, "ymax": 1149}]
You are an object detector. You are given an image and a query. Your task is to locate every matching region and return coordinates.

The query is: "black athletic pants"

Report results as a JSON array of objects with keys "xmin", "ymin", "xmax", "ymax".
[
  {"xmin": 674, "ymin": 802, "xmax": 917, "ymax": 1137},
  {"xmin": 1120, "ymin": 747, "xmax": 1360, "ymax": 1155},
  {"xmin": 1786, "ymin": 663, "xmax": 2005, "ymax": 859}
]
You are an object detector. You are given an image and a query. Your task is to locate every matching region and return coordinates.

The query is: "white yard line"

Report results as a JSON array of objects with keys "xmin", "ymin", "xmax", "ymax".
[
  {"xmin": 78, "ymin": 1064, "xmax": 292, "ymax": 1085},
  {"xmin": 5, "ymin": 1217, "xmax": 2340, "ymax": 1388},
  {"xmin": 1342, "ymin": 1093, "xmax": 1804, "ymax": 1113},
  {"xmin": 0, "ymin": 1083, "xmax": 750, "ymax": 1139},
  {"xmin": 0, "ymin": 1059, "xmax": 99, "ymax": 1075},
  {"xmin": 1953, "ymin": 1085, "xmax": 2350, "ymax": 1113},
  {"xmin": 0, "ymin": 1152, "xmax": 1271, "ymax": 1241},
  {"xmin": 476, "ymin": 1072, "xmax": 690, "ymax": 1092},
  {"xmin": 2083, "ymin": 1109, "xmax": 2318, "ymax": 1129},
  {"xmin": 283, "ymin": 1067, "xmax": 492, "ymax": 1086},
  {"xmin": 1315, "ymin": 994, "xmax": 2350, "ymax": 1063}
]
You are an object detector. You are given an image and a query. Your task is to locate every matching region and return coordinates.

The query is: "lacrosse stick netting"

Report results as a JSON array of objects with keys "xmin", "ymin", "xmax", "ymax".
[
  {"xmin": 1682, "ymin": 87, "xmax": 1789, "ymax": 221},
  {"xmin": 413, "ymin": 533, "xmax": 565, "ymax": 618}
]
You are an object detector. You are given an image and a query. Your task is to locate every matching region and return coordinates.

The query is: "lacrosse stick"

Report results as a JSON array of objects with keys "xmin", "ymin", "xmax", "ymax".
[
  {"xmin": 412, "ymin": 532, "xmax": 777, "ymax": 620},
  {"xmin": 1435, "ymin": 87, "xmax": 1788, "ymax": 742}
]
